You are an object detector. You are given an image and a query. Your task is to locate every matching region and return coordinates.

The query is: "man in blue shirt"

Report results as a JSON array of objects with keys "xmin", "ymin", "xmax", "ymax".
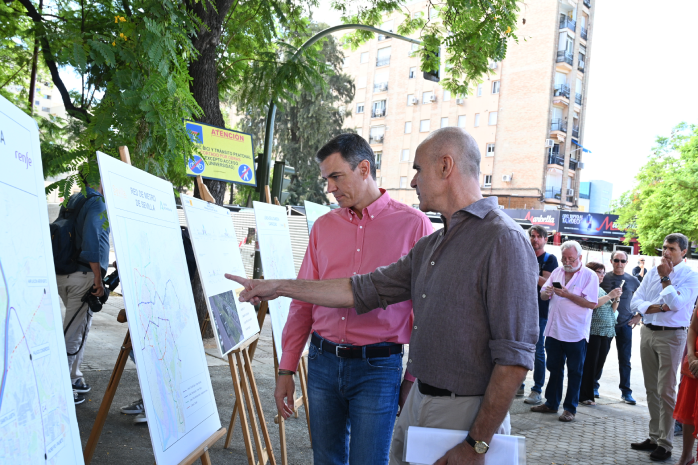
[
  {"xmin": 55, "ymin": 180, "xmax": 110, "ymax": 404},
  {"xmin": 522, "ymin": 225, "xmax": 558, "ymax": 405}
]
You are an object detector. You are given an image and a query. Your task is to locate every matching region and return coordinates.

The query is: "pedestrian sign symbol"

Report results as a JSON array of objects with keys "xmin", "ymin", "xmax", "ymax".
[
  {"xmin": 188, "ymin": 156, "xmax": 206, "ymax": 175},
  {"xmin": 239, "ymin": 165, "xmax": 252, "ymax": 182}
]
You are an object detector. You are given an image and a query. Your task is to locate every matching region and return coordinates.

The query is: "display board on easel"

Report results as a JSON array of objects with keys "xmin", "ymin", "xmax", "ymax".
[
  {"xmin": 0, "ymin": 95, "xmax": 85, "ymax": 464},
  {"xmin": 97, "ymin": 152, "xmax": 221, "ymax": 464},
  {"xmin": 303, "ymin": 200, "xmax": 331, "ymax": 234},
  {"xmin": 180, "ymin": 194, "xmax": 259, "ymax": 355}
]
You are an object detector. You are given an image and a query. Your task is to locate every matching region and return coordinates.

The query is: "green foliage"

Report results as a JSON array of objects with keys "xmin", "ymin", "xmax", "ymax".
[
  {"xmin": 236, "ymin": 24, "xmax": 354, "ymax": 205},
  {"xmin": 612, "ymin": 123, "xmax": 698, "ymax": 253}
]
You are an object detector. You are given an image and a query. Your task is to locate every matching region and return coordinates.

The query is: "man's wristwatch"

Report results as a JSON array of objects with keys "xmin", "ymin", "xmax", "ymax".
[
  {"xmin": 660, "ymin": 275, "xmax": 671, "ymax": 283},
  {"xmin": 465, "ymin": 434, "xmax": 489, "ymax": 454}
]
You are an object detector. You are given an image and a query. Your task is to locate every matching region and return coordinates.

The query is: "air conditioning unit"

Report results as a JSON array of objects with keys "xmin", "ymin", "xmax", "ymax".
[
  {"xmin": 545, "ymin": 139, "xmax": 555, "ymax": 148},
  {"xmin": 578, "ymin": 162, "xmax": 585, "ymax": 169},
  {"xmin": 429, "ymin": 95, "xmax": 437, "ymax": 103},
  {"xmin": 488, "ymin": 61, "xmax": 498, "ymax": 70},
  {"xmin": 375, "ymin": 109, "xmax": 384, "ymax": 117},
  {"xmin": 566, "ymin": 188, "xmax": 574, "ymax": 196},
  {"xmin": 502, "ymin": 174, "xmax": 512, "ymax": 182},
  {"xmin": 379, "ymin": 83, "xmax": 388, "ymax": 91},
  {"xmin": 456, "ymin": 98, "xmax": 465, "ymax": 105},
  {"xmin": 408, "ymin": 97, "xmax": 418, "ymax": 105},
  {"xmin": 375, "ymin": 135, "xmax": 384, "ymax": 142}
]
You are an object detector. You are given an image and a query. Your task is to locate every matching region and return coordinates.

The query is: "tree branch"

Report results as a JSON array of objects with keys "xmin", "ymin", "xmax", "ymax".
[
  {"xmin": 18, "ymin": 0, "xmax": 92, "ymax": 123},
  {"xmin": 0, "ymin": 62, "xmax": 30, "ymax": 89},
  {"xmin": 121, "ymin": 0, "xmax": 132, "ymax": 17}
]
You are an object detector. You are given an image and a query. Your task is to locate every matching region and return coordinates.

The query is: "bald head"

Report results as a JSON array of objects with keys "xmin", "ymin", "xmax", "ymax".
[{"xmin": 416, "ymin": 127, "xmax": 481, "ymax": 179}]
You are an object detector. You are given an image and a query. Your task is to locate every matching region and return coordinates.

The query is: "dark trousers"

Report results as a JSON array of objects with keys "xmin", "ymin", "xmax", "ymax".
[
  {"xmin": 596, "ymin": 324, "xmax": 633, "ymax": 395},
  {"xmin": 580, "ymin": 335, "xmax": 612, "ymax": 402},
  {"xmin": 544, "ymin": 336, "xmax": 587, "ymax": 415}
]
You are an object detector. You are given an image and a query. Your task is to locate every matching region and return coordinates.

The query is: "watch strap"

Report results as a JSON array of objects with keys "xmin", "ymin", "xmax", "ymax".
[{"xmin": 465, "ymin": 433, "xmax": 488, "ymax": 454}]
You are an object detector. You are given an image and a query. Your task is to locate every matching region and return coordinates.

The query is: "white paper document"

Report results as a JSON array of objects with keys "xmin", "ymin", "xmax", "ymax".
[
  {"xmin": 180, "ymin": 194, "xmax": 259, "ymax": 356},
  {"xmin": 405, "ymin": 426, "xmax": 525, "ymax": 465}
]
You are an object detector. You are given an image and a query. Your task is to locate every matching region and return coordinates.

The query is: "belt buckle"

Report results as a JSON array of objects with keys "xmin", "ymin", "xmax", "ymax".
[{"xmin": 335, "ymin": 345, "xmax": 349, "ymax": 357}]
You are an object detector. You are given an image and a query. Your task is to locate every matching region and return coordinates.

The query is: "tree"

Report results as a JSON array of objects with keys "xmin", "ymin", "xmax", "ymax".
[
  {"xmin": 237, "ymin": 24, "xmax": 355, "ymax": 205},
  {"xmin": 612, "ymin": 123, "xmax": 698, "ymax": 253}
]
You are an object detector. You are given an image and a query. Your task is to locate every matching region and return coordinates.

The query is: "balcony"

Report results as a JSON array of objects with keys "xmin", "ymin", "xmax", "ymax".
[
  {"xmin": 548, "ymin": 153, "xmax": 565, "ymax": 167},
  {"xmin": 550, "ymin": 118, "xmax": 567, "ymax": 133},
  {"xmin": 554, "ymin": 84, "xmax": 570, "ymax": 99},
  {"xmin": 559, "ymin": 15, "xmax": 576, "ymax": 32},
  {"xmin": 371, "ymin": 108, "xmax": 386, "ymax": 118},
  {"xmin": 376, "ymin": 57, "xmax": 390, "ymax": 67},
  {"xmin": 580, "ymin": 27, "xmax": 588, "ymax": 41},
  {"xmin": 569, "ymin": 158, "xmax": 578, "ymax": 170},
  {"xmin": 575, "ymin": 93, "xmax": 582, "ymax": 105},
  {"xmin": 583, "ymin": 0, "xmax": 591, "ymax": 8},
  {"xmin": 557, "ymin": 51, "xmax": 573, "ymax": 66},
  {"xmin": 369, "ymin": 135, "xmax": 384, "ymax": 145},
  {"xmin": 545, "ymin": 187, "xmax": 562, "ymax": 200},
  {"xmin": 578, "ymin": 59, "xmax": 586, "ymax": 73},
  {"xmin": 373, "ymin": 82, "xmax": 388, "ymax": 92},
  {"xmin": 572, "ymin": 125, "xmax": 580, "ymax": 139}
]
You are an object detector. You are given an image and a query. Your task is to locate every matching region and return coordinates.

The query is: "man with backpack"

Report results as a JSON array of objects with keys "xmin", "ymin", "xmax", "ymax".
[
  {"xmin": 51, "ymin": 177, "xmax": 110, "ymax": 405},
  {"xmin": 522, "ymin": 225, "xmax": 559, "ymax": 405}
]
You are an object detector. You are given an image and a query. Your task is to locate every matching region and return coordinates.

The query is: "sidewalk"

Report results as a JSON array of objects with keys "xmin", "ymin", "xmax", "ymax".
[{"xmin": 72, "ymin": 295, "xmax": 686, "ymax": 464}]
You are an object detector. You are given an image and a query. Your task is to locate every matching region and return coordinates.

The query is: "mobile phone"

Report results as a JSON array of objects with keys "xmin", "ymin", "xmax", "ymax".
[{"xmin": 552, "ymin": 282, "xmax": 563, "ymax": 289}]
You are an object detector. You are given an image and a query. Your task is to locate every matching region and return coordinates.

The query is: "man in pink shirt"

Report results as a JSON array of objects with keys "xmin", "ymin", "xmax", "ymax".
[
  {"xmin": 276, "ymin": 133, "xmax": 432, "ymax": 464},
  {"xmin": 531, "ymin": 240, "xmax": 598, "ymax": 422}
]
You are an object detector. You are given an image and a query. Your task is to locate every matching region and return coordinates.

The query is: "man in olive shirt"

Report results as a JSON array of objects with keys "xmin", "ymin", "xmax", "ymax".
[
  {"xmin": 226, "ymin": 127, "xmax": 539, "ymax": 464},
  {"xmin": 600, "ymin": 250, "xmax": 641, "ymax": 404}
]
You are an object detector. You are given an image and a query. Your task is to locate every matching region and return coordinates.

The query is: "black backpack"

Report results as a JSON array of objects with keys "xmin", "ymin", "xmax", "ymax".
[{"xmin": 50, "ymin": 193, "xmax": 98, "ymax": 275}]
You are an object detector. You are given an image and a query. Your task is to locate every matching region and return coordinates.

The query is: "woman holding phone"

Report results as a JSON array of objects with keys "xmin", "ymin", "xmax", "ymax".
[
  {"xmin": 579, "ymin": 262, "xmax": 621, "ymax": 406},
  {"xmin": 672, "ymin": 304, "xmax": 698, "ymax": 465}
]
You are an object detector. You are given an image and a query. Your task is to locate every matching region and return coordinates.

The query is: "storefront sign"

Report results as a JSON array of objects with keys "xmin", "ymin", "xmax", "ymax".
[
  {"xmin": 559, "ymin": 212, "xmax": 624, "ymax": 238},
  {"xmin": 503, "ymin": 209, "xmax": 559, "ymax": 232}
]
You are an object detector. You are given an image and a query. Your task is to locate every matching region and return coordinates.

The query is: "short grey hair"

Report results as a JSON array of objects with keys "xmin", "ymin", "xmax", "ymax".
[
  {"xmin": 561, "ymin": 240, "xmax": 583, "ymax": 256},
  {"xmin": 417, "ymin": 127, "xmax": 481, "ymax": 179},
  {"xmin": 610, "ymin": 250, "xmax": 628, "ymax": 261},
  {"xmin": 665, "ymin": 233, "xmax": 689, "ymax": 252}
]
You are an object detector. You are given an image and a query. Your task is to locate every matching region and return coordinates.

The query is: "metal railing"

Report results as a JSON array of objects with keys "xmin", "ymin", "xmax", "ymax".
[
  {"xmin": 371, "ymin": 109, "xmax": 386, "ymax": 118},
  {"xmin": 569, "ymin": 158, "xmax": 578, "ymax": 170},
  {"xmin": 584, "ymin": 0, "xmax": 591, "ymax": 8},
  {"xmin": 578, "ymin": 59, "xmax": 586, "ymax": 73},
  {"xmin": 376, "ymin": 57, "xmax": 391, "ymax": 67},
  {"xmin": 575, "ymin": 93, "xmax": 582, "ymax": 105},
  {"xmin": 580, "ymin": 27, "xmax": 588, "ymax": 41},
  {"xmin": 557, "ymin": 50, "xmax": 573, "ymax": 66},
  {"xmin": 551, "ymin": 118, "xmax": 567, "ymax": 133},
  {"xmin": 545, "ymin": 187, "xmax": 562, "ymax": 199},
  {"xmin": 373, "ymin": 82, "xmax": 388, "ymax": 92},
  {"xmin": 548, "ymin": 154, "xmax": 565, "ymax": 166},
  {"xmin": 554, "ymin": 84, "xmax": 570, "ymax": 98},
  {"xmin": 560, "ymin": 15, "xmax": 576, "ymax": 32},
  {"xmin": 369, "ymin": 135, "xmax": 384, "ymax": 144},
  {"xmin": 572, "ymin": 125, "xmax": 580, "ymax": 139}
]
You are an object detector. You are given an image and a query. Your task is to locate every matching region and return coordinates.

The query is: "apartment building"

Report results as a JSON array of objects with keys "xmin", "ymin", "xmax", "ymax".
[{"xmin": 341, "ymin": 0, "xmax": 595, "ymax": 210}]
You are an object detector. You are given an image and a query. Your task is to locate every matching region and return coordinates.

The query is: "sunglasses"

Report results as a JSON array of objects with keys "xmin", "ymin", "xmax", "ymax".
[{"xmin": 613, "ymin": 259, "xmax": 627, "ymax": 263}]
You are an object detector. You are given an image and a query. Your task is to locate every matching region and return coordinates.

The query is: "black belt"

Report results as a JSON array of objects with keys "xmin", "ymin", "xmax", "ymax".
[
  {"xmin": 311, "ymin": 333, "xmax": 402, "ymax": 359},
  {"xmin": 418, "ymin": 380, "xmax": 472, "ymax": 397},
  {"xmin": 646, "ymin": 324, "xmax": 687, "ymax": 331}
]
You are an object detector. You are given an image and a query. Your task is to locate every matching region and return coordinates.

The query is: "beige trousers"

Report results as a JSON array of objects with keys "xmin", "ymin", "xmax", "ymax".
[
  {"xmin": 389, "ymin": 382, "xmax": 511, "ymax": 465},
  {"xmin": 640, "ymin": 325, "xmax": 687, "ymax": 452},
  {"xmin": 57, "ymin": 272, "xmax": 95, "ymax": 384}
]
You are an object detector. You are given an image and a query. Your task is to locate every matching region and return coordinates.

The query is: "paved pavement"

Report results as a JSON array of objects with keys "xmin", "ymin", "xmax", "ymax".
[{"xmin": 69, "ymin": 295, "xmax": 690, "ymax": 464}]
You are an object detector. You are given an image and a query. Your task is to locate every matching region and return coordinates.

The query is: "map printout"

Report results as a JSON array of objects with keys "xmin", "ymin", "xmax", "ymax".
[
  {"xmin": 253, "ymin": 202, "xmax": 297, "ymax": 360},
  {"xmin": 0, "ymin": 95, "xmax": 84, "ymax": 464},
  {"xmin": 303, "ymin": 200, "xmax": 331, "ymax": 234},
  {"xmin": 97, "ymin": 152, "xmax": 220, "ymax": 464},
  {"xmin": 180, "ymin": 195, "xmax": 259, "ymax": 356}
]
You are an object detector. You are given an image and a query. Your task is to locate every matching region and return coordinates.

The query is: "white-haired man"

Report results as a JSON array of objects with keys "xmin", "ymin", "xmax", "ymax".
[{"xmin": 531, "ymin": 241, "xmax": 598, "ymax": 422}]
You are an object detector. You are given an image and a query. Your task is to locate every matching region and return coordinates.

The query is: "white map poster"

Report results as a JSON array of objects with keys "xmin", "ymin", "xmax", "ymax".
[
  {"xmin": 253, "ymin": 202, "xmax": 297, "ymax": 360},
  {"xmin": 180, "ymin": 195, "xmax": 259, "ymax": 356},
  {"xmin": 0, "ymin": 95, "xmax": 84, "ymax": 463},
  {"xmin": 303, "ymin": 200, "xmax": 331, "ymax": 234},
  {"xmin": 96, "ymin": 152, "xmax": 220, "ymax": 464}
]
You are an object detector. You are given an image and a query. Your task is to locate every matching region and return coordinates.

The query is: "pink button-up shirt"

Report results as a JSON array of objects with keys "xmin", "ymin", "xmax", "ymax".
[
  {"xmin": 543, "ymin": 265, "xmax": 599, "ymax": 342},
  {"xmin": 279, "ymin": 189, "xmax": 433, "ymax": 376}
]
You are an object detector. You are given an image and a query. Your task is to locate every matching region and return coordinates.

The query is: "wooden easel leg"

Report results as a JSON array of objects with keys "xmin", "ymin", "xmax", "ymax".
[
  {"xmin": 224, "ymin": 378, "xmax": 239, "ymax": 447},
  {"xmin": 248, "ymin": 301, "xmax": 268, "ymax": 360},
  {"xmin": 243, "ymin": 348, "xmax": 276, "ymax": 465},
  {"xmin": 83, "ymin": 330, "xmax": 132, "ymax": 465},
  {"xmin": 229, "ymin": 352, "xmax": 255, "ymax": 465},
  {"xmin": 272, "ymin": 339, "xmax": 289, "ymax": 465},
  {"xmin": 237, "ymin": 350, "xmax": 266, "ymax": 465},
  {"xmin": 298, "ymin": 356, "xmax": 312, "ymax": 446},
  {"xmin": 200, "ymin": 450, "xmax": 212, "ymax": 465}
]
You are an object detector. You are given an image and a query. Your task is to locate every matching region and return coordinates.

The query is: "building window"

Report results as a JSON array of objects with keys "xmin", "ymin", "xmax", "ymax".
[
  {"xmin": 343, "ymin": 57, "xmax": 349, "ymax": 68},
  {"xmin": 492, "ymin": 81, "xmax": 500, "ymax": 94},
  {"xmin": 34, "ymin": 100, "xmax": 40, "ymax": 106},
  {"xmin": 457, "ymin": 115, "xmax": 466, "ymax": 128},
  {"xmin": 486, "ymin": 143, "xmax": 495, "ymax": 157},
  {"xmin": 401, "ymin": 149, "xmax": 410, "ymax": 162},
  {"xmin": 484, "ymin": 175, "xmax": 492, "ymax": 187},
  {"xmin": 440, "ymin": 117, "xmax": 449, "ymax": 128},
  {"xmin": 405, "ymin": 121, "xmax": 412, "ymax": 133},
  {"xmin": 409, "ymin": 67, "xmax": 417, "ymax": 79},
  {"xmin": 429, "ymin": 6, "xmax": 439, "ymax": 19},
  {"xmin": 357, "ymin": 76, "xmax": 367, "ymax": 89},
  {"xmin": 407, "ymin": 94, "xmax": 415, "ymax": 105},
  {"xmin": 477, "ymin": 83, "xmax": 483, "ymax": 97},
  {"xmin": 369, "ymin": 126, "xmax": 385, "ymax": 144},
  {"xmin": 373, "ymin": 70, "xmax": 389, "ymax": 92},
  {"xmin": 360, "ymin": 52, "xmax": 369, "ymax": 64},
  {"xmin": 356, "ymin": 104, "xmax": 364, "ymax": 113},
  {"xmin": 372, "ymin": 100, "xmax": 387, "ymax": 118},
  {"xmin": 375, "ymin": 151, "xmax": 382, "ymax": 169},
  {"xmin": 376, "ymin": 47, "xmax": 391, "ymax": 67},
  {"xmin": 443, "ymin": 90, "xmax": 451, "ymax": 101},
  {"xmin": 45, "ymin": 95, "xmax": 51, "ymax": 100},
  {"xmin": 422, "ymin": 91, "xmax": 434, "ymax": 104},
  {"xmin": 41, "ymin": 107, "xmax": 50, "ymax": 113},
  {"xmin": 400, "ymin": 176, "xmax": 408, "ymax": 188},
  {"xmin": 409, "ymin": 43, "xmax": 419, "ymax": 56},
  {"xmin": 419, "ymin": 119, "xmax": 430, "ymax": 132},
  {"xmin": 488, "ymin": 112, "xmax": 498, "ymax": 125},
  {"xmin": 378, "ymin": 20, "xmax": 394, "ymax": 41},
  {"xmin": 474, "ymin": 114, "xmax": 480, "ymax": 127}
]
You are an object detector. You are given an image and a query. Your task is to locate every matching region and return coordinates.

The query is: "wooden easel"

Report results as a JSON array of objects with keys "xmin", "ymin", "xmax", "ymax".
[{"xmin": 82, "ymin": 146, "xmax": 227, "ymax": 465}]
